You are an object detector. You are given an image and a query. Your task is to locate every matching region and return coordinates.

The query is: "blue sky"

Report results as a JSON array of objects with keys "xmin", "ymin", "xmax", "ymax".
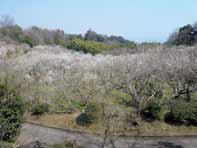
[{"xmin": 1, "ymin": 0, "xmax": 197, "ymax": 42}]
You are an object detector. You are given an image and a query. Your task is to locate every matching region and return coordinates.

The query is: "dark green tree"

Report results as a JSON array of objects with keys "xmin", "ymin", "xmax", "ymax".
[
  {"xmin": 0, "ymin": 83, "xmax": 25, "ymax": 141},
  {"xmin": 76, "ymin": 101, "xmax": 101, "ymax": 126},
  {"xmin": 84, "ymin": 29, "xmax": 106, "ymax": 42},
  {"xmin": 175, "ymin": 25, "xmax": 195, "ymax": 45}
]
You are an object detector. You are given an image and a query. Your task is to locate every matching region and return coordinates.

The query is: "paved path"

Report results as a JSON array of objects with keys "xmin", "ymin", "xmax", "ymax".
[{"xmin": 17, "ymin": 122, "xmax": 197, "ymax": 148}]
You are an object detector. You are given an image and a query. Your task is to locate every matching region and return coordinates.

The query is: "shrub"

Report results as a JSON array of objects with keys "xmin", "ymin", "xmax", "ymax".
[
  {"xmin": 170, "ymin": 100, "xmax": 197, "ymax": 124},
  {"xmin": 0, "ymin": 83, "xmax": 25, "ymax": 141},
  {"xmin": 141, "ymin": 101, "xmax": 163, "ymax": 121},
  {"xmin": 66, "ymin": 39, "xmax": 108, "ymax": 54},
  {"xmin": 76, "ymin": 113, "xmax": 92, "ymax": 126},
  {"xmin": 76, "ymin": 101, "xmax": 101, "ymax": 126},
  {"xmin": 31, "ymin": 102, "xmax": 49, "ymax": 116},
  {"xmin": 20, "ymin": 36, "xmax": 34, "ymax": 47}
]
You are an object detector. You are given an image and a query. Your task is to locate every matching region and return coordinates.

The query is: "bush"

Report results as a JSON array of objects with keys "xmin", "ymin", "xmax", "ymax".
[
  {"xmin": 170, "ymin": 100, "xmax": 197, "ymax": 124},
  {"xmin": 76, "ymin": 101, "xmax": 101, "ymax": 126},
  {"xmin": 66, "ymin": 39, "xmax": 108, "ymax": 54},
  {"xmin": 76, "ymin": 113, "xmax": 92, "ymax": 126},
  {"xmin": 141, "ymin": 101, "xmax": 163, "ymax": 121},
  {"xmin": 31, "ymin": 102, "xmax": 49, "ymax": 116},
  {"xmin": 20, "ymin": 36, "xmax": 34, "ymax": 47},
  {"xmin": 0, "ymin": 83, "xmax": 25, "ymax": 141}
]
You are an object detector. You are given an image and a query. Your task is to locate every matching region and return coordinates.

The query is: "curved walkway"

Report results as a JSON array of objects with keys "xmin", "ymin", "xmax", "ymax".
[{"xmin": 16, "ymin": 122, "xmax": 197, "ymax": 148}]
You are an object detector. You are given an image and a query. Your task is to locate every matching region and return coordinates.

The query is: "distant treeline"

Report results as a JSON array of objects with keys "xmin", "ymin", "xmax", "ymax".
[
  {"xmin": 0, "ymin": 15, "xmax": 138, "ymax": 54},
  {"xmin": 3, "ymin": 15, "xmax": 197, "ymax": 54}
]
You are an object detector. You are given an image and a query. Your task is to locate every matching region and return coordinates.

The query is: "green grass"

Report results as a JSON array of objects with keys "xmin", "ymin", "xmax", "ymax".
[
  {"xmin": 70, "ymin": 99, "xmax": 86, "ymax": 111},
  {"xmin": 22, "ymin": 77, "xmax": 197, "ymax": 136},
  {"xmin": 0, "ymin": 142, "xmax": 12, "ymax": 148},
  {"xmin": 25, "ymin": 112, "xmax": 197, "ymax": 136},
  {"xmin": 25, "ymin": 112, "xmax": 105, "ymax": 134},
  {"xmin": 43, "ymin": 140, "xmax": 84, "ymax": 148}
]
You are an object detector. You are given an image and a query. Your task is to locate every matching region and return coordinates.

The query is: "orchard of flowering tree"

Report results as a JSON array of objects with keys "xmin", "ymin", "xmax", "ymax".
[{"xmin": 0, "ymin": 15, "xmax": 197, "ymax": 148}]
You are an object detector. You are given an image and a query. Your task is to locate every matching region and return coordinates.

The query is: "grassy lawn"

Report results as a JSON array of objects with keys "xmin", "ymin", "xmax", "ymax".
[
  {"xmin": 25, "ymin": 113, "xmax": 197, "ymax": 136},
  {"xmin": 25, "ymin": 112, "xmax": 105, "ymax": 134}
]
